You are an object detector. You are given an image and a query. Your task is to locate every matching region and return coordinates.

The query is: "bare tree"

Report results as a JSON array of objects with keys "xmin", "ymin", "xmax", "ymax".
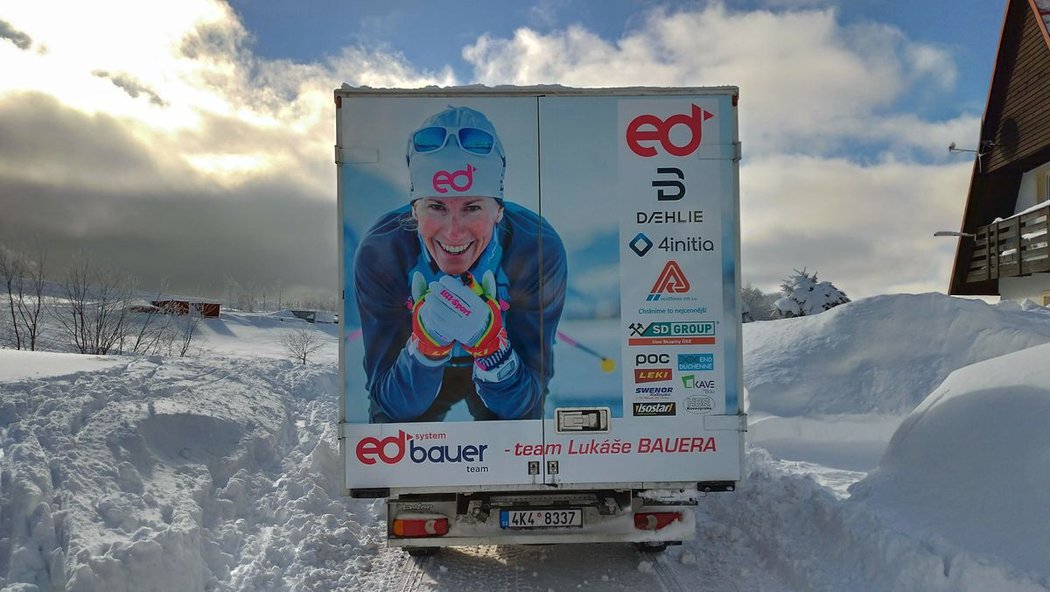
[
  {"xmin": 0, "ymin": 244, "xmax": 25, "ymax": 349},
  {"xmin": 171, "ymin": 307, "xmax": 204, "ymax": 357},
  {"xmin": 51, "ymin": 256, "xmax": 134, "ymax": 355},
  {"xmin": 0, "ymin": 243, "xmax": 48, "ymax": 350},
  {"xmin": 282, "ymin": 327, "xmax": 324, "ymax": 365}
]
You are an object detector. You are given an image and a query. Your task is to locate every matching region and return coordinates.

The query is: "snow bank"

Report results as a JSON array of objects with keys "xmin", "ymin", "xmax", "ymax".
[
  {"xmin": 744, "ymin": 292, "xmax": 1050, "ymax": 415},
  {"xmin": 850, "ymin": 342, "xmax": 1050, "ymax": 579}
]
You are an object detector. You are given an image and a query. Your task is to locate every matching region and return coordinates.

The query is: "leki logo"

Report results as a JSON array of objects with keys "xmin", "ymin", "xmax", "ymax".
[
  {"xmin": 355, "ymin": 431, "xmax": 489, "ymax": 465},
  {"xmin": 647, "ymin": 261, "xmax": 690, "ymax": 301},
  {"xmin": 634, "ymin": 368, "xmax": 673, "ymax": 383},
  {"xmin": 432, "ymin": 164, "xmax": 477, "ymax": 193},
  {"xmin": 626, "ymin": 104, "xmax": 714, "ymax": 158}
]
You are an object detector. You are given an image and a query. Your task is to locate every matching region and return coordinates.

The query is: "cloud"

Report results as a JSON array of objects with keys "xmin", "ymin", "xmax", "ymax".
[
  {"xmin": 92, "ymin": 71, "xmax": 168, "ymax": 106},
  {"xmin": 0, "ymin": 0, "xmax": 980, "ymax": 302},
  {"xmin": 463, "ymin": 3, "xmax": 965, "ymax": 159},
  {"xmin": 739, "ymin": 155, "xmax": 971, "ymax": 296},
  {"xmin": 0, "ymin": 19, "xmax": 32, "ymax": 50},
  {"xmin": 0, "ymin": 0, "xmax": 454, "ymax": 298}
]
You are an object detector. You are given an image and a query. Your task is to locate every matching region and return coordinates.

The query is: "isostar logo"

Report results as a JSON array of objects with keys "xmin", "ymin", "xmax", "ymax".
[
  {"xmin": 626, "ymin": 104, "xmax": 714, "ymax": 158},
  {"xmin": 682, "ymin": 374, "xmax": 717, "ymax": 393},
  {"xmin": 678, "ymin": 353, "xmax": 714, "ymax": 371},
  {"xmin": 633, "ymin": 402, "xmax": 676, "ymax": 416},
  {"xmin": 634, "ymin": 368, "xmax": 672, "ymax": 383},
  {"xmin": 685, "ymin": 396, "xmax": 715, "ymax": 415},
  {"xmin": 647, "ymin": 261, "xmax": 690, "ymax": 301},
  {"xmin": 628, "ymin": 321, "xmax": 716, "ymax": 346},
  {"xmin": 355, "ymin": 431, "xmax": 488, "ymax": 465},
  {"xmin": 432, "ymin": 163, "xmax": 476, "ymax": 193}
]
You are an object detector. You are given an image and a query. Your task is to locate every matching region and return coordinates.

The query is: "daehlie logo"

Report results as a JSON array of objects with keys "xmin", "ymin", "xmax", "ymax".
[
  {"xmin": 647, "ymin": 261, "xmax": 690, "ymax": 301},
  {"xmin": 626, "ymin": 104, "xmax": 714, "ymax": 158},
  {"xmin": 432, "ymin": 164, "xmax": 477, "ymax": 193}
]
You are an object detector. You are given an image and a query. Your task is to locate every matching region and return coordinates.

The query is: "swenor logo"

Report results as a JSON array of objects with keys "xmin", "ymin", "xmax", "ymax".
[
  {"xmin": 626, "ymin": 104, "xmax": 714, "ymax": 157},
  {"xmin": 648, "ymin": 261, "xmax": 690, "ymax": 301},
  {"xmin": 432, "ymin": 164, "xmax": 477, "ymax": 193}
]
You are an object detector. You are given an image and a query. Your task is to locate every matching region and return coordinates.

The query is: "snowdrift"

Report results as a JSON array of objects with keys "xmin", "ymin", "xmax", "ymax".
[
  {"xmin": 744, "ymin": 292, "xmax": 1050, "ymax": 416},
  {"xmin": 851, "ymin": 341, "xmax": 1050, "ymax": 577}
]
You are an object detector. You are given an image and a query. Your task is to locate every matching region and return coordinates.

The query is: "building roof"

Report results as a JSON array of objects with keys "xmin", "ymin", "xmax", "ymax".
[{"xmin": 948, "ymin": 0, "xmax": 1050, "ymax": 295}]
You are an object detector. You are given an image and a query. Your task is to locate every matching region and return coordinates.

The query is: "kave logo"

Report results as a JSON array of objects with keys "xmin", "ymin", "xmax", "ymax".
[
  {"xmin": 432, "ymin": 164, "xmax": 477, "ymax": 193},
  {"xmin": 626, "ymin": 104, "xmax": 714, "ymax": 158},
  {"xmin": 647, "ymin": 261, "xmax": 690, "ymax": 301},
  {"xmin": 356, "ymin": 431, "xmax": 488, "ymax": 465}
]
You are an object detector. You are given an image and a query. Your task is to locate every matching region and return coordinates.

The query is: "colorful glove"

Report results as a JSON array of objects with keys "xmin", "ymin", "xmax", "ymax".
[{"xmin": 409, "ymin": 271, "xmax": 453, "ymax": 361}]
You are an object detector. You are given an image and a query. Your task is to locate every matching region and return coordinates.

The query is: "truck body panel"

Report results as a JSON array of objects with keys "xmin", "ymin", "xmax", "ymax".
[{"xmin": 336, "ymin": 86, "xmax": 744, "ymax": 545}]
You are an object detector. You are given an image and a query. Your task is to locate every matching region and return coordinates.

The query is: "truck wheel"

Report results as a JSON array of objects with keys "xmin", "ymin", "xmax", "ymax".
[
  {"xmin": 634, "ymin": 541, "xmax": 671, "ymax": 553},
  {"xmin": 406, "ymin": 547, "xmax": 438, "ymax": 557}
]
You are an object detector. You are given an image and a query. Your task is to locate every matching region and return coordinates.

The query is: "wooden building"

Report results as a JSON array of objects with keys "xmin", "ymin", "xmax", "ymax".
[{"xmin": 948, "ymin": 0, "xmax": 1050, "ymax": 303}]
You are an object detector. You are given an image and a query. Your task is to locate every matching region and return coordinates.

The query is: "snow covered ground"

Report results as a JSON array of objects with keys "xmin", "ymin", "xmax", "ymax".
[{"xmin": 2, "ymin": 292, "xmax": 1049, "ymax": 591}]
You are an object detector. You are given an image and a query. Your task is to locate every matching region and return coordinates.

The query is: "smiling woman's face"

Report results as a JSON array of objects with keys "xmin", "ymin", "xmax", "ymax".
[{"xmin": 412, "ymin": 197, "xmax": 504, "ymax": 275}]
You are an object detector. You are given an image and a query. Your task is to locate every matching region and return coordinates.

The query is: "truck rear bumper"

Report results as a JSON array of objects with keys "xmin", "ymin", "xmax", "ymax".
[{"xmin": 386, "ymin": 488, "xmax": 705, "ymax": 548}]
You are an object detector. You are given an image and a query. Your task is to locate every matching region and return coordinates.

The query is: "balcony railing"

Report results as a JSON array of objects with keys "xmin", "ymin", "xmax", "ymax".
[{"xmin": 966, "ymin": 202, "xmax": 1050, "ymax": 283}]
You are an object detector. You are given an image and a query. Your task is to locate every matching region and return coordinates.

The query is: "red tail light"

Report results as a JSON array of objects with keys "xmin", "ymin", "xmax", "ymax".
[
  {"xmin": 634, "ymin": 512, "xmax": 682, "ymax": 531},
  {"xmin": 392, "ymin": 515, "xmax": 450, "ymax": 538}
]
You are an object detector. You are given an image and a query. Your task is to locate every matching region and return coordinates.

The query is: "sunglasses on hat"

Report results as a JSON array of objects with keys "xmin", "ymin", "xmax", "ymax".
[{"xmin": 411, "ymin": 126, "xmax": 495, "ymax": 156}]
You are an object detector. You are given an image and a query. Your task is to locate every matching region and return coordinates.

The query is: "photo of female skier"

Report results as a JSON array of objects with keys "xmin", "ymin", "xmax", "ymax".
[{"xmin": 353, "ymin": 105, "xmax": 567, "ymax": 423}]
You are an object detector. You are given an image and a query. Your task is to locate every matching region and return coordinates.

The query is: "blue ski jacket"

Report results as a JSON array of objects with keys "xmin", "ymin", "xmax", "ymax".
[{"xmin": 354, "ymin": 202, "xmax": 567, "ymax": 422}]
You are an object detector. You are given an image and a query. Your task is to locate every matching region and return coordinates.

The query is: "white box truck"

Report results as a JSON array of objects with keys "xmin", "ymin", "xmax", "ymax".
[{"xmin": 336, "ymin": 86, "xmax": 745, "ymax": 552}]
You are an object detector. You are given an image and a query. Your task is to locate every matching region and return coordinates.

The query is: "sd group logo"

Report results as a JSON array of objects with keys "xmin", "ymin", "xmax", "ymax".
[{"xmin": 628, "ymin": 321, "xmax": 716, "ymax": 346}]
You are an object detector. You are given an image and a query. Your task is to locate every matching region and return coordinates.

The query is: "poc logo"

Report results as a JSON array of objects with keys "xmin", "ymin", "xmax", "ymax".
[
  {"xmin": 635, "ymin": 353, "xmax": 670, "ymax": 365},
  {"xmin": 432, "ymin": 164, "xmax": 477, "ymax": 193},
  {"xmin": 626, "ymin": 104, "xmax": 714, "ymax": 158},
  {"xmin": 633, "ymin": 402, "xmax": 676, "ymax": 416}
]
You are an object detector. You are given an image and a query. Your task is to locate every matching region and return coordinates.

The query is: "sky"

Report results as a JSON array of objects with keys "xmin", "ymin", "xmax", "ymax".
[{"xmin": 0, "ymin": 0, "xmax": 1010, "ymax": 301}]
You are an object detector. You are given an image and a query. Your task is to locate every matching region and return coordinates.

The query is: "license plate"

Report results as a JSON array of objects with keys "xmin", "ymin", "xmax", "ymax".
[{"xmin": 500, "ymin": 509, "xmax": 583, "ymax": 529}]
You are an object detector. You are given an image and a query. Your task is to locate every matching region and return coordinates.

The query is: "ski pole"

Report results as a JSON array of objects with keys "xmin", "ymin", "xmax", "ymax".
[{"xmin": 557, "ymin": 331, "xmax": 616, "ymax": 372}]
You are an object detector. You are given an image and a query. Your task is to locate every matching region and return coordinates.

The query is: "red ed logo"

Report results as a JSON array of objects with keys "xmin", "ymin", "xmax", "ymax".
[
  {"xmin": 432, "ymin": 163, "xmax": 477, "ymax": 193},
  {"xmin": 625, "ymin": 104, "xmax": 715, "ymax": 157},
  {"xmin": 356, "ymin": 431, "xmax": 488, "ymax": 466},
  {"xmin": 647, "ymin": 260, "xmax": 690, "ymax": 301}
]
